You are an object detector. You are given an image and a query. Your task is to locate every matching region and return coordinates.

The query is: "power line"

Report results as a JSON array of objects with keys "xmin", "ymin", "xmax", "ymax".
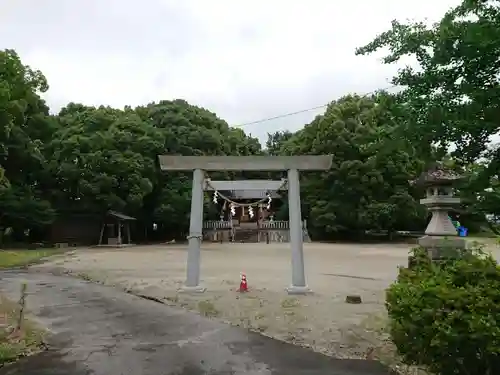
[
  {"xmin": 233, "ymin": 84, "xmax": 400, "ymax": 129},
  {"xmin": 233, "ymin": 104, "xmax": 329, "ymax": 128}
]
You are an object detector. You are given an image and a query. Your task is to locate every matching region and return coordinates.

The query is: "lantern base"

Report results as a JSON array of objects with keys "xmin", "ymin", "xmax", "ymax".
[{"xmin": 417, "ymin": 235, "xmax": 467, "ymax": 260}]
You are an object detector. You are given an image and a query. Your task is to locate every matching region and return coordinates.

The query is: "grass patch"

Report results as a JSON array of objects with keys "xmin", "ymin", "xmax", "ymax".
[
  {"xmin": 0, "ymin": 249, "xmax": 64, "ymax": 269},
  {"xmin": 0, "ymin": 294, "xmax": 46, "ymax": 366},
  {"xmin": 197, "ymin": 300, "xmax": 220, "ymax": 318},
  {"xmin": 280, "ymin": 297, "xmax": 300, "ymax": 309}
]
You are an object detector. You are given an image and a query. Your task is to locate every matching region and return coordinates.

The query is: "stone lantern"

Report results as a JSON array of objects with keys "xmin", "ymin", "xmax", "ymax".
[{"xmin": 412, "ymin": 163, "xmax": 466, "ymax": 259}]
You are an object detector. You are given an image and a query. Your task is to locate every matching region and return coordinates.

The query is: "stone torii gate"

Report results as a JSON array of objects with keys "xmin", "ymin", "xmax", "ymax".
[{"xmin": 157, "ymin": 155, "xmax": 332, "ymax": 294}]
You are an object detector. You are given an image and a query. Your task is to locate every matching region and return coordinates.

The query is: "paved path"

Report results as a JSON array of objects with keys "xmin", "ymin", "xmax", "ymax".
[{"xmin": 0, "ymin": 271, "xmax": 394, "ymax": 375}]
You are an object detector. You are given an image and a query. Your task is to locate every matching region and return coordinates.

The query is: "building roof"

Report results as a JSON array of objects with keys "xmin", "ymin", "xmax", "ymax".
[
  {"xmin": 107, "ymin": 210, "xmax": 136, "ymax": 221},
  {"xmin": 228, "ymin": 190, "xmax": 282, "ymax": 199}
]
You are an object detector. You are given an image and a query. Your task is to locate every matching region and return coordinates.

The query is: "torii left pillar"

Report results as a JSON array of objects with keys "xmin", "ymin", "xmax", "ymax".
[
  {"xmin": 184, "ymin": 168, "xmax": 206, "ymax": 292},
  {"xmin": 157, "ymin": 155, "xmax": 333, "ymax": 294}
]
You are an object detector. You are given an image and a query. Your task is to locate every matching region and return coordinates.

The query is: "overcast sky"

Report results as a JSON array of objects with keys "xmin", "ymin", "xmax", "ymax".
[{"xmin": 2, "ymin": 0, "xmax": 459, "ymax": 143}]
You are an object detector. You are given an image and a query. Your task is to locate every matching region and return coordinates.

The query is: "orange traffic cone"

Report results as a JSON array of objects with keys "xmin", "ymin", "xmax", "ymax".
[{"xmin": 238, "ymin": 272, "xmax": 248, "ymax": 292}]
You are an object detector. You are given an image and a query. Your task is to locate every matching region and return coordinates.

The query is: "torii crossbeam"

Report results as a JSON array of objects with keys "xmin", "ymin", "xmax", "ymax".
[
  {"xmin": 158, "ymin": 155, "xmax": 332, "ymax": 294},
  {"xmin": 203, "ymin": 179, "xmax": 288, "ymax": 191}
]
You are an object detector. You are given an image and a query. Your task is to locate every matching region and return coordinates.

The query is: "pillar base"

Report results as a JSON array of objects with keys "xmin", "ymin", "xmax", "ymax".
[
  {"xmin": 178, "ymin": 285, "xmax": 206, "ymax": 293},
  {"xmin": 417, "ymin": 235, "xmax": 468, "ymax": 261},
  {"xmin": 286, "ymin": 285, "xmax": 311, "ymax": 295}
]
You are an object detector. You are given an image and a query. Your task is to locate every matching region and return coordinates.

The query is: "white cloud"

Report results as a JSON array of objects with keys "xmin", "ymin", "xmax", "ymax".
[{"xmin": 1, "ymin": 0, "xmax": 460, "ymax": 142}]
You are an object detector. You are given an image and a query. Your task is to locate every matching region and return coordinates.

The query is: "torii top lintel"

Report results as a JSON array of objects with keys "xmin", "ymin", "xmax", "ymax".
[{"xmin": 157, "ymin": 155, "xmax": 333, "ymax": 171}]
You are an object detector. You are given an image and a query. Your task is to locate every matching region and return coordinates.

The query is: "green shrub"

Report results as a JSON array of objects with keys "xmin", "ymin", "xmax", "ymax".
[{"xmin": 386, "ymin": 245, "xmax": 500, "ymax": 375}]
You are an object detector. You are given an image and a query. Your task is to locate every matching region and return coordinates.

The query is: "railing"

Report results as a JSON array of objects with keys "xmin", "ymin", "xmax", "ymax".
[
  {"xmin": 203, "ymin": 220, "xmax": 233, "ymax": 229},
  {"xmin": 258, "ymin": 229, "xmax": 289, "ymax": 243},
  {"xmin": 203, "ymin": 220, "xmax": 307, "ymax": 230},
  {"xmin": 260, "ymin": 220, "xmax": 288, "ymax": 229},
  {"xmin": 203, "ymin": 220, "xmax": 233, "ymax": 242},
  {"xmin": 258, "ymin": 221, "xmax": 288, "ymax": 242},
  {"xmin": 258, "ymin": 220, "xmax": 310, "ymax": 243},
  {"xmin": 260, "ymin": 220, "xmax": 307, "ymax": 230},
  {"xmin": 202, "ymin": 219, "xmax": 311, "ymax": 243}
]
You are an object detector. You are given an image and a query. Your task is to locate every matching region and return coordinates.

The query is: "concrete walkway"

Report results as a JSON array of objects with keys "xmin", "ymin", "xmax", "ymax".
[{"xmin": 0, "ymin": 271, "xmax": 394, "ymax": 375}]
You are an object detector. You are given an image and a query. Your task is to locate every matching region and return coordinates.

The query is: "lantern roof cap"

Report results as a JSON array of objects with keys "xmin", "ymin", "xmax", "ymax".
[{"xmin": 412, "ymin": 163, "xmax": 463, "ymax": 186}]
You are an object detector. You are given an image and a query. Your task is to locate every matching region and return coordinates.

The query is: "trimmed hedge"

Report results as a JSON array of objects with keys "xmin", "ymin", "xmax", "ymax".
[{"xmin": 386, "ymin": 245, "xmax": 500, "ymax": 375}]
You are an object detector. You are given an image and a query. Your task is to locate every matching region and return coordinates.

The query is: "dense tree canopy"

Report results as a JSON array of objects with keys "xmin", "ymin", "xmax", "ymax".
[{"xmin": 1, "ymin": 0, "xmax": 500, "ymax": 245}]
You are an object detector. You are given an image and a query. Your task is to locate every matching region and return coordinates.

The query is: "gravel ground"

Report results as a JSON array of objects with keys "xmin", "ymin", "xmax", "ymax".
[{"xmin": 34, "ymin": 240, "xmax": 499, "ymax": 360}]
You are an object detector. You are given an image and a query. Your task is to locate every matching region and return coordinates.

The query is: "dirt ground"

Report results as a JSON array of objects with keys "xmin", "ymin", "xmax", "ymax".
[{"xmin": 34, "ymin": 240, "xmax": 499, "ymax": 361}]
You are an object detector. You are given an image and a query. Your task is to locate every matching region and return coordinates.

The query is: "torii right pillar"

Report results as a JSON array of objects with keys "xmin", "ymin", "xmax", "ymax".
[{"xmin": 287, "ymin": 168, "xmax": 308, "ymax": 294}]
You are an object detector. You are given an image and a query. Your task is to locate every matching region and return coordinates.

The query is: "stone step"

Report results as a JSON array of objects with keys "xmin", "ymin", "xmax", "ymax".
[{"xmin": 233, "ymin": 229, "xmax": 259, "ymax": 243}]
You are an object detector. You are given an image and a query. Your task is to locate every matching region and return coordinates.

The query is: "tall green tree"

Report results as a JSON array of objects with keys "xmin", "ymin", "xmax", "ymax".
[
  {"xmin": 265, "ymin": 130, "xmax": 293, "ymax": 156},
  {"xmin": 0, "ymin": 49, "xmax": 55, "ymax": 233},
  {"xmin": 46, "ymin": 103, "xmax": 165, "ymax": 216},
  {"xmin": 135, "ymin": 100, "xmax": 262, "ymax": 239},
  {"xmin": 281, "ymin": 94, "xmax": 426, "ymax": 240},
  {"xmin": 356, "ymin": 0, "xmax": 500, "ymax": 164},
  {"xmin": 458, "ymin": 159, "xmax": 500, "ymax": 233}
]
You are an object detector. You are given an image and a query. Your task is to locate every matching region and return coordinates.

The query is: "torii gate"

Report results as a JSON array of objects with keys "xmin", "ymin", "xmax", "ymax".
[{"xmin": 157, "ymin": 155, "xmax": 332, "ymax": 294}]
